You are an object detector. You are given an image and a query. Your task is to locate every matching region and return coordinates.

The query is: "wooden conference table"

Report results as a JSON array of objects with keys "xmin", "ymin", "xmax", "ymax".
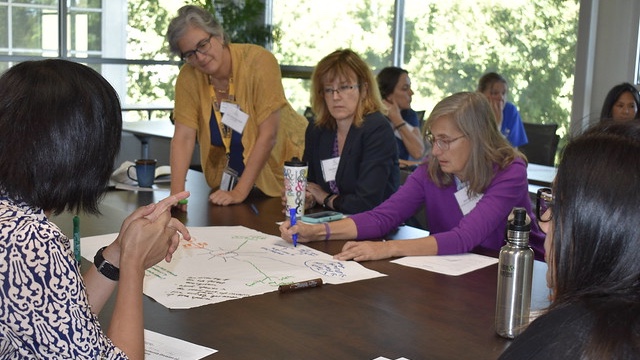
[{"xmin": 53, "ymin": 171, "xmax": 543, "ymax": 360}]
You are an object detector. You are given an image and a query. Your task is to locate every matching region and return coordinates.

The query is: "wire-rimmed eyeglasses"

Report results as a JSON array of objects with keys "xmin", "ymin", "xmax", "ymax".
[
  {"xmin": 425, "ymin": 133, "xmax": 465, "ymax": 151},
  {"xmin": 536, "ymin": 187, "xmax": 553, "ymax": 223},
  {"xmin": 181, "ymin": 35, "xmax": 213, "ymax": 63},
  {"xmin": 322, "ymin": 84, "xmax": 360, "ymax": 96}
]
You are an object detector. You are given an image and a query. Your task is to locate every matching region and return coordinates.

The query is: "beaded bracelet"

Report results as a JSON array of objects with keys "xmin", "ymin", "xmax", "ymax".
[{"xmin": 323, "ymin": 222, "xmax": 331, "ymax": 241}]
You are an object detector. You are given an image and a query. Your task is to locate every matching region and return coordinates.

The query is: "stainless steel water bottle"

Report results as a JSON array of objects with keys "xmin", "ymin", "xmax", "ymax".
[{"xmin": 495, "ymin": 207, "xmax": 534, "ymax": 338}]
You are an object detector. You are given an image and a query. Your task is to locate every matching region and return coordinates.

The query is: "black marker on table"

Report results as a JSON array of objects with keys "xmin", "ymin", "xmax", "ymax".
[{"xmin": 278, "ymin": 278, "xmax": 323, "ymax": 293}]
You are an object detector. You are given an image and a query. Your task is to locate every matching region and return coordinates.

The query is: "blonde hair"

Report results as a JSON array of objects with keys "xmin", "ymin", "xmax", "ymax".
[
  {"xmin": 425, "ymin": 92, "xmax": 525, "ymax": 194},
  {"xmin": 310, "ymin": 49, "xmax": 383, "ymax": 131}
]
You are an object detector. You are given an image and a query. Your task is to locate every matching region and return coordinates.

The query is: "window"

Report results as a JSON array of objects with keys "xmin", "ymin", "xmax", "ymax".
[
  {"xmin": 0, "ymin": 0, "xmax": 180, "ymax": 121},
  {"xmin": 272, "ymin": 0, "xmax": 579, "ymax": 141},
  {"xmin": 0, "ymin": 0, "xmax": 579, "ymax": 134}
]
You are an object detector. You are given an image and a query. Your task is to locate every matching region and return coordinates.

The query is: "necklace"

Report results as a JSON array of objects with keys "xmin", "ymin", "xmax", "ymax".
[{"xmin": 208, "ymin": 75, "xmax": 230, "ymax": 94}]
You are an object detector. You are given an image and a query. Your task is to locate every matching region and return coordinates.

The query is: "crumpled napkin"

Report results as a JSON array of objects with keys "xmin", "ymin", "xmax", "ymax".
[{"xmin": 110, "ymin": 161, "xmax": 137, "ymax": 185}]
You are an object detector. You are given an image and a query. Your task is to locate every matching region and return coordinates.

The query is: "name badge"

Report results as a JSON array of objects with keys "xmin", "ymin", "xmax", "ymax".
[
  {"xmin": 220, "ymin": 166, "xmax": 238, "ymax": 191},
  {"xmin": 219, "ymin": 101, "xmax": 239, "ymax": 114},
  {"xmin": 321, "ymin": 157, "xmax": 340, "ymax": 182},
  {"xmin": 454, "ymin": 187, "xmax": 483, "ymax": 216},
  {"xmin": 221, "ymin": 105, "xmax": 248, "ymax": 134}
]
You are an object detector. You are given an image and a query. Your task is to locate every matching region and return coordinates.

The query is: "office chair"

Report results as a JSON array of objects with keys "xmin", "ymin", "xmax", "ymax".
[{"xmin": 519, "ymin": 122, "xmax": 560, "ymax": 166}]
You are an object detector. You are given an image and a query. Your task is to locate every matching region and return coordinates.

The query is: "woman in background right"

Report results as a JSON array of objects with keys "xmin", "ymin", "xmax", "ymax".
[
  {"xmin": 500, "ymin": 121, "xmax": 640, "ymax": 359},
  {"xmin": 599, "ymin": 82, "xmax": 640, "ymax": 122}
]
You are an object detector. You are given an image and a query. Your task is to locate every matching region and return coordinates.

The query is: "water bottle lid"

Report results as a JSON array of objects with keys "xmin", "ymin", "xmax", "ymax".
[
  {"xmin": 508, "ymin": 207, "xmax": 530, "ymax": 232},
  {"xmin": 284, "ymin": 157, "xmax": 307, "ymax": 167}
]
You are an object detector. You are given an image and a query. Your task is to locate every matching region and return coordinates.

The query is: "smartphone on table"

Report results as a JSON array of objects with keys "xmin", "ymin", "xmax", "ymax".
[{"xmin": 301, "ymin": 211, "xmax": 344, "ymax": 223}]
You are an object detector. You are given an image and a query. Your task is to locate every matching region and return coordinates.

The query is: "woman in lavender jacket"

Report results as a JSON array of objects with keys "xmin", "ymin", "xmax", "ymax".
[{"xmin": 280, "ymin": 92, "xmax": 545, "ymax": 262}]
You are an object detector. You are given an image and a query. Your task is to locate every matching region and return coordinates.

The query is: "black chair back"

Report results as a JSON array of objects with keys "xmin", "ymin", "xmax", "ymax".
[{"xmin": 519, "ymin": 122, "xmax": 560, "ymax": 166}]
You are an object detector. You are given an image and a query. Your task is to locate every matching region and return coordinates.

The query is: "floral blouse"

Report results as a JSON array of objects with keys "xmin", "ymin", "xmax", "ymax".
[{"xmin": 0, "ymin": 194, "xmax": 126, "ymax": 359}]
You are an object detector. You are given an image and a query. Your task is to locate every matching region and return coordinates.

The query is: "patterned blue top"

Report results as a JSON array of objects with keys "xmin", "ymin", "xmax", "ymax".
[{"xmin": 0, "ymin": 194, "xmax": 126, "ymax": 359}]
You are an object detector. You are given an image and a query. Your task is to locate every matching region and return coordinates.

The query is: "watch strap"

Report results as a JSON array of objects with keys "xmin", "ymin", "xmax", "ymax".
[
  {"xmin": 93, "ymin": 246, "xmax": 120, "ymax": 281},
  {"xmin": 322, "ymin": 193, "xmax": 334, "ymax": 209}
]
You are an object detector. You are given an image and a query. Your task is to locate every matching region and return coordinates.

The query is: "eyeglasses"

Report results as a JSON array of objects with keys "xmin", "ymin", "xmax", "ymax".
[
  {"xmin": 536, "ymin": 187, "xmax": 553, "ymax": 223},
  {"xmin": 323, "ymin": 84, "xmax": 360, "ymax": 96},
  {"xmin": 181, "ymin": 35, "xmax": 213, "ymax": 63},
  {"xmin": 425, "ymin": 133, "xmax": 465, "ymax": 151}
]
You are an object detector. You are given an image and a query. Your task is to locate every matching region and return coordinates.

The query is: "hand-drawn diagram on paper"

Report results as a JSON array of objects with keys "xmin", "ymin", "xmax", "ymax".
[{"xmin": 81, "ymin": 226, "xmax": 385, "ymax": 309}]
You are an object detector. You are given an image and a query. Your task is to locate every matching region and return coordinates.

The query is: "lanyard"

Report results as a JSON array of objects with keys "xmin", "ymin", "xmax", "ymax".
[{"xmin": 209, "ymin": 77, "xmax": 236, "ymax": 155}]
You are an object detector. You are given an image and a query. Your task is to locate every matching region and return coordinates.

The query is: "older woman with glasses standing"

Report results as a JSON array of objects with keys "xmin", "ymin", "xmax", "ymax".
[
  {"xmin": 500, "ymin": 121, "xmax": 640, "ymax": 359},
  {"xmin": 296, "ymin": 49, "xmax": 399, "ymax": 214},
  {"xmin": 166, "ymin": 5, "xmax": 307, "ymax": 208},
  {"xmin": 280, "ymin": 91, "xmax": 545, "ymax": 261}
]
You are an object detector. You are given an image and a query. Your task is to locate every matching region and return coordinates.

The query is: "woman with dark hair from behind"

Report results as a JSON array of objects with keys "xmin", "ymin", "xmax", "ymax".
[
  {"xmin": 500, "ymin": 121, "xmax": 640, "ymax": 359},
  {"xmin": 377, "ymin": 66, "xmax": 425, "ymax": 165},
  {"xmin": 0, "ymin": 59, "xmax": 190, "ymax": 359},
  {"xmin": 599, "ymin": 82, "xmax": 640, "ymax": 122}
]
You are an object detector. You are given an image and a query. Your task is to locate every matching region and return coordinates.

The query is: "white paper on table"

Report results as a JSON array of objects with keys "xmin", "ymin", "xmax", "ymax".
[
  {"xmin": 391, "ymin": 253, "xmax": 498, "ymax": 276},
  {"xmin": 113, "ymin": 183, "xmax": 163, "ymax": 192},
  {"xmin": 144, "ymin": 329, "xmax": 216, "ymax": 359},
  {"xmin": 81, "ymin": 226, "xmax": 386, "ymax": 309}
]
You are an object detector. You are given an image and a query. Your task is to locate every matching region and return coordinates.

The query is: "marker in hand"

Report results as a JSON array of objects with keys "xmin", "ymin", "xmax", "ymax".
[{"xmin": 289, "ymin": 208, "xmax": 298, "ymax": 247}]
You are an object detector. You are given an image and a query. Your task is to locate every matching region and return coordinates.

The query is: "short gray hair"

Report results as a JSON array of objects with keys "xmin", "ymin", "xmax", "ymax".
[{"xmin": 166, "ymin": 5, "xmax": 230, "ymax": 56}]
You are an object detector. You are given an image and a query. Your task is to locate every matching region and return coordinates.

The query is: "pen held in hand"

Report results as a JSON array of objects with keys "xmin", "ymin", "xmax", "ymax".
[
  {"xmin": 289, "ymin": 208, "xmax": 298, "ymax": 247},
  {"xmin": 278, "ymin": 278, "xmax": 323, "ymax": 293}
]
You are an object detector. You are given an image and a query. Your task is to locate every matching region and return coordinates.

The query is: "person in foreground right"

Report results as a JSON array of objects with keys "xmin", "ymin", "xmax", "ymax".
[{"xmin": 499, "ymin": 121, "xmax": 640, "ymax": 359}]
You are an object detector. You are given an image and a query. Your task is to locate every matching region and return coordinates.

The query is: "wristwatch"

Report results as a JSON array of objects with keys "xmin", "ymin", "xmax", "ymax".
[
  {"xmin": 322, "ymin": 193, "xmax": 334, "ymax": 209},
  {"xmin": 93, "ymin": 246, "xmax": 120, "ymax": 281}
]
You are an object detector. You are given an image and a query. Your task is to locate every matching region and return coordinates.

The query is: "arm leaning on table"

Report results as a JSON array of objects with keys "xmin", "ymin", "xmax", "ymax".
[
  {"xmin": 170, "ymin": 123, "xmax": 197, "ymax": 211},
  {"xmin": 208, "ymin": 109, "xmax": 279, "ymax": 205}
]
